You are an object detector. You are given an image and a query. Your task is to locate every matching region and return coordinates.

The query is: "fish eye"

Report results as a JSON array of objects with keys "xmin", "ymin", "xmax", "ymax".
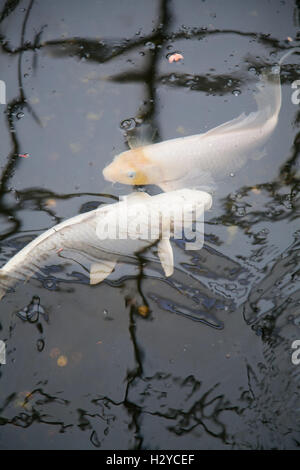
[{"xmin": 127, "ymin": 171, "xmax": 136, "ymax": 179}]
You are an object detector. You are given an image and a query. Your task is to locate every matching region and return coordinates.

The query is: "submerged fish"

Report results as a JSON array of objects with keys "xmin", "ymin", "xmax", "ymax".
[
  {"xmin": 0, "ymin": 189, "xmax": 212, "ymax": 300},
  {"xmin": 103, "ymin": 63, "xmax": 282, "ymax": 191}
]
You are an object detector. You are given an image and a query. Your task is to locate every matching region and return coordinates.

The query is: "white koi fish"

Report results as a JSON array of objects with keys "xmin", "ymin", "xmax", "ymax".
[
  {"xmin": 0, "ymin": 189, "xmax": 212, "ymax": 300},
  {"xmin": 103, "ymin": 62, "xmax": 283, "ymax": 192}
]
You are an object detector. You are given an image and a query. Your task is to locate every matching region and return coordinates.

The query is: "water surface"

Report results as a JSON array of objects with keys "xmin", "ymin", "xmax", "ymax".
[{"xmin": 0, "ymin": 0, "xmax": 299, "ymax": 449}]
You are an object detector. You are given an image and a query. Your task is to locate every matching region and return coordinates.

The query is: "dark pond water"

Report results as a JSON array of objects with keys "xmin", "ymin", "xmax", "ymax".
[{"xmin": 0, "ymin": 0, "xmax": 300, "ymax": 450}]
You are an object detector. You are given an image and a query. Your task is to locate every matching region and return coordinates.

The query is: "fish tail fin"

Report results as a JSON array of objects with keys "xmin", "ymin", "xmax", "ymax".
[
  {"xmin": 253, "ymin": 65, "xmax": 281, "ymax": 122},
  {"xmin": 205, "ymin": 61, "xmax": 283, "ymax": 137},
  {"xmin": 254, "ymin": 48, "xmax": 299, "ymax": 120}
]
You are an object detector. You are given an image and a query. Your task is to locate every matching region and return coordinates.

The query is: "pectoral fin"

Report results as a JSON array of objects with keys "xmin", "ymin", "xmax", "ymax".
[
  {"xmin": 90, "ymin": 260, "xmax": 117, "ymax": 285},
  {"xmin": 127, "ymin": 124, "xmax": 156, "ymax": 149},
  {"xmin": 157, "ymin": 238, "xmax": 174, "ymax": 277}
]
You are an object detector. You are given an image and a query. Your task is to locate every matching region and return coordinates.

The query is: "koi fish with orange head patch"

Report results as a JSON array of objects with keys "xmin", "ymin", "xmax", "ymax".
[{"xmin": 103, "ymin": 55, "xmax": 295, "ymax": 192}]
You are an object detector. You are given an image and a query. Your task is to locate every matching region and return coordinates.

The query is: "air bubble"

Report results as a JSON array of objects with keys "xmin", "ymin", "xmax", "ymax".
[
  {"xmin": 44, "ymin": 280, "xmax": 55, "ymax": 289},
  {"xmin": 120, "ymin": 118, "xmax": 136, "ymax": 131},
  {"xmin": 237, "ymin": 207, "xmax": 246, "ymax": 216},
  {"xmin": 37, "ymin": 339, "xmax": 45, "ymax": 352},
  {"xmin": 145, "ymin": 41, "xmax": 155, "ymax": 50}
]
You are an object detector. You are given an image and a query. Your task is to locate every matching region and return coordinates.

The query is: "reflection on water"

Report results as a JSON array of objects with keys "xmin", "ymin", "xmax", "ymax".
[{"xmin": 0, "ymin": 0, "xmax": 299, "ymax": 449}]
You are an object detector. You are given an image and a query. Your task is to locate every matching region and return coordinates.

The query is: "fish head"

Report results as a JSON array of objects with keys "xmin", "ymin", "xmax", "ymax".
[{"xmin": 103, "ymin": 147, "xmax": 162, "ymax": 185}]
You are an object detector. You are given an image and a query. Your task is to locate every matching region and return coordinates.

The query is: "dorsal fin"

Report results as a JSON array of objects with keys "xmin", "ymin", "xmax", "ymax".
[
  {"xmin": 127, "ymin": 135, "xmax": 151, "ymax": 149},
  {"xmin": 127, "ymin": 124, "xmax": 156, "ymax": 149}
]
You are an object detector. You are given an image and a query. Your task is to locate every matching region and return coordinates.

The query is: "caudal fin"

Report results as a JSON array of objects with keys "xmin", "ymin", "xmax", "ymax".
[
  {"xmin": 253, "ymin": 64, "xmax": 281, "ymax": 123},
  {"xmin": 253, "ymin": 49, "xmax": 299, "ymax": 124},
  {"xmin": 203, "ymin": 64, "xmax": 281, "ymax": 138}
]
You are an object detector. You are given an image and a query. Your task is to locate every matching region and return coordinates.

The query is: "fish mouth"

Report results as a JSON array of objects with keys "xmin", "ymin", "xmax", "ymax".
[{"xmin": 103, "ymin": 163, "xmax": 115, "ymax": 182}]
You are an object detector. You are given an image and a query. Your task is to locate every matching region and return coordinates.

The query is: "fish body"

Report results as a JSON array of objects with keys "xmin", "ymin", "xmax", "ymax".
[
  {"xmin": 103, "ymin": 65, "xmax": 282, "ymax": 191},
  {"xmin": 0, "ymin": 189, "xmax": 212, "ymax": 300}
]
